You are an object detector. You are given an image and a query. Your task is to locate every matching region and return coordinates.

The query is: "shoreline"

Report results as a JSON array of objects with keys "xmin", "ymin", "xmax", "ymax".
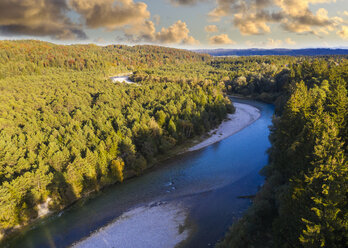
[
  {"xmin": 1, "ymin": 100, "xmax": 261, "ymax": 246},
  {"xmin": 69, "ymin": 101, "xmax": 262, "ymax": 248},
  {"xmin": 72, "ymin": 202, "xmax": 189, "ymax": 248},
  {"xmin": 188, "ymin": 102, "xmax": 261, "ymax": 152}
]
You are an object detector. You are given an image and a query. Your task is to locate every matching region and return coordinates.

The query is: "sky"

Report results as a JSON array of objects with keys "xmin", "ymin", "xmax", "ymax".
[{"xmin": 0, "ymin": 0, "xmax": 347, "ymax": 49}]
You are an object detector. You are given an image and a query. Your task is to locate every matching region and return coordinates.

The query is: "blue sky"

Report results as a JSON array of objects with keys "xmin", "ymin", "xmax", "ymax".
[{"xmin": 0, "ymin": 0, "xmax": 347, "ymax": 48}]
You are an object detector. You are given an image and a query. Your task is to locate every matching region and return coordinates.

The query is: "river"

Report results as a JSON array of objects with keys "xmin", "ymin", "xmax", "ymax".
[
  {"xmin": 110, "ymin": 75, "xmax": 134, "ymax": 84},
  {"xmin": 4, "ymin": 98, "xmax": 274, "ymax": 248}
]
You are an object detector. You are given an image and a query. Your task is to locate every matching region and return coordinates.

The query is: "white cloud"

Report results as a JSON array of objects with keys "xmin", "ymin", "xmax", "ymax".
[
  {"xmin": 124, "ymin": 20, "xmax": 199, "ymax": 45},
  {"xmin": 207, "ymin": 0, "xmax": 343, "ymax": 36},
  {"xmin": 209, "ymin": 33, "xmax": 235, "ymax": 44},
  {"xmin": 337, "ymin": 25, "xmax": 348, "ymax": 39}
]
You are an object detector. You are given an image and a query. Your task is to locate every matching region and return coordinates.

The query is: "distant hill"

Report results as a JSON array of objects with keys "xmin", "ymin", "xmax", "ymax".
[{"xmin": 194, "ymin": 48, "xmax": 348, "ymax": 56}]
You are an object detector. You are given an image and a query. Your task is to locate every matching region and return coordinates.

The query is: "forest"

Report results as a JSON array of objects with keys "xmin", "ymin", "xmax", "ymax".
[
  {"xmin": 0, "ymin": 40, "xmax": 347, "ymax": 248},
  {"xmin": 0, "ymin": 40, "xmax": 232, "ymax": 240},
  {"xmin": 217, "ymin": 56, "xmax": 348, "ymax": 247}
]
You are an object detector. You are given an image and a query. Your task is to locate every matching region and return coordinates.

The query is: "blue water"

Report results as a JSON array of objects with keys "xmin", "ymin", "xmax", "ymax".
[{"xmin": 4, "ymin": 98, "xmax": 274, "ymax": 248}]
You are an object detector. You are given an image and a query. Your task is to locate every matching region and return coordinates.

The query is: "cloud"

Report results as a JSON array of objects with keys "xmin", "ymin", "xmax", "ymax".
[
  {"xmin": 275, "ymin": 0, "xmax": 335, "ymax": 17},
  {"xmin": 0, "ymin": 0, "xmax": 86, "ymax": 40},
  {"xmin": 124, "ymin": 20, "xmax": 199, "ymax": 45},
  {"xmin": 70, "ymin": 1, "xmax": 199, "ymax": 45},
  {"xmin": 281, "ymin": 8, "xmax": 333, "ymax": 34},
  {"xmin": 208, "ymin": 0, "xmax": 342, "ymax": 36},
  {"xmin": 69, "ymin": 0, "xmax": 150, "ymax": 30},
  {"xmin": 183, "ymin": 36, "xmax": 201, "ymax": 45},
  {"xmin": 123, "ymin": 20, "xmax": 156, "ymax": 42},
  {"xmin": 155, "ymin": 20, "xmax": 200, "ymax": 44},
  {"xmin": 205, "ymin": 25, "xmax": 219, "ymax": 33},
  {"xmin": 270, "ymin": 1, "xmax": 340, "ymax": 35},
  {"xmin": 246, "ymin": 37, "xmax": 296, "ymax": 47},
  {"xmin": 208, "ymin": 0, "xmax": 237, "ymax": 22},
  {"xmin": 233, "ymin": 11, "xmax": 279, "ymax": 35},
  {"xmin": 285, "ymin": 37, "xmax": 296, "ymax": 45},
  {"xmin": 337, "ymin": 25, "xmax": 348, "ymax": 39},
  {"xmin": 0, "ymin": 0, "xmax": 200, "ymax": 45},
  {"xmin": 209, "ymin": 1, "xmax": 281, "ymax": 34},
  {"xmin": 209, "ymin": 33, "xmax": 235, "ymax": 44}
]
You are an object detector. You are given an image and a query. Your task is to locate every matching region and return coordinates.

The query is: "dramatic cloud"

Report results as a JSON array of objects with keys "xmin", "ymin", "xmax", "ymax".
[
  {"xmin": 0, "ymin": 0, "xmax": 86, "ymax": 40},
  {"xmin": 69, "ymin": 0, "xmax": 150, "ymax": 30},
  {"xmin": 69, "ymin": 1, "xmax": 199, "ymax": 45},
  {"xmin": 208, "ymin": 0, "xmax": 273, "ymax": 21},
  {"xmin": 208, "ymin": 0, "xmax": 234, "ymax": 22},
  {"xmin": 209, "ymin": 0, "xmax": 281, "ymax": 34},
  {"xmin": 233, "ymin": 11, "xmax": 280, "ymax": 35},
  {"xmin": 281, "ymin": 7, "xmax": 333, "ymax": 33},
  {"xmin": 208, "ymin": 0, "xmax": 342, "ymax": 36},
  {"xmin": 209, "ymin": 33, "xmax": 235, "ymax": 44},
  {"xmin": 0, "ymin": 0, "xmax": 344, "ymax": 46},
  {"xmin": 0, "ymin": 0, "xmax": 152, "ymax": 40},
  {"xmin": 205, "ymin": 25, "xmax": 219, "ymax": 33},
  {"xmin": 123, "ymin": 20, "xmax": 155, "ymax": 42},
  {"xmin": 275, "ymin": 0, "xmax": 335, "ymax": 17}
]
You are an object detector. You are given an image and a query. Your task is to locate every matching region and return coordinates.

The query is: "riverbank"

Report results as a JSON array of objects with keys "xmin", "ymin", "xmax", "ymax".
[
  {"xmin": 4, "ymin": 98, "xmax": 274, "ymax": 248},
  {"xmin": 67, "ymin": 101, "xmax": 262, "ymax": 248},
  {"xmin": 72, "ymin": 202, "xmax": 189, "ymax": 248},
  {"xmin": 188, "ymin": 102, "xmax": 261, "ymax": 151},
  {"xmin": 1, "ymin": 100, "xmax": 263, "ymax": 247}
]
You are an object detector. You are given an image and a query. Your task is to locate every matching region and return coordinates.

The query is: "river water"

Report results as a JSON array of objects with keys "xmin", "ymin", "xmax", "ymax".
[{"xmin": 5, "ymin": 98, "xmax": 274, "ymax": 248}]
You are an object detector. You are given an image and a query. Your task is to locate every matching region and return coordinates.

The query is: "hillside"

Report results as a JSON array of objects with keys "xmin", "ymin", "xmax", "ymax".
[{"xmin": 0, "ymin": 40, "xmax": 231, "ymax": 240}]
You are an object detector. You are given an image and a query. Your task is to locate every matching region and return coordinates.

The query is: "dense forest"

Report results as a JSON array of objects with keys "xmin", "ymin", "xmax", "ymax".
[
  {"xmin": 0, "ymin": 40, "xmax": 347, "ymax": 247},
  {"xmin": 0, "ymin": 40, "xmax": 232, "ymax": 240},
  {"xmin": 217, "ymin": 56, "xmax": 348, "ymax": 247}
]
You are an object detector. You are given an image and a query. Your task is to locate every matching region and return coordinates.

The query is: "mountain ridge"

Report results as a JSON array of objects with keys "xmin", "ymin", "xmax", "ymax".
[{"xmin": 194, "ymin": 48, "xmax": 348, "ymax": 56}]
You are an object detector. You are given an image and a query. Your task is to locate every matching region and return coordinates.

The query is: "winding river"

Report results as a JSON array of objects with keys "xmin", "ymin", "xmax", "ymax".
[{"xmin": 5, "ymin": 98, "xmax": 274, "ymax": 248}]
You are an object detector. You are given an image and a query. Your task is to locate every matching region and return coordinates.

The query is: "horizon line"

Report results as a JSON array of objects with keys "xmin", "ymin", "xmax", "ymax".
[{"xmin": 1, "ymin": 38, "xmax": 348, "ymax": 51}]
